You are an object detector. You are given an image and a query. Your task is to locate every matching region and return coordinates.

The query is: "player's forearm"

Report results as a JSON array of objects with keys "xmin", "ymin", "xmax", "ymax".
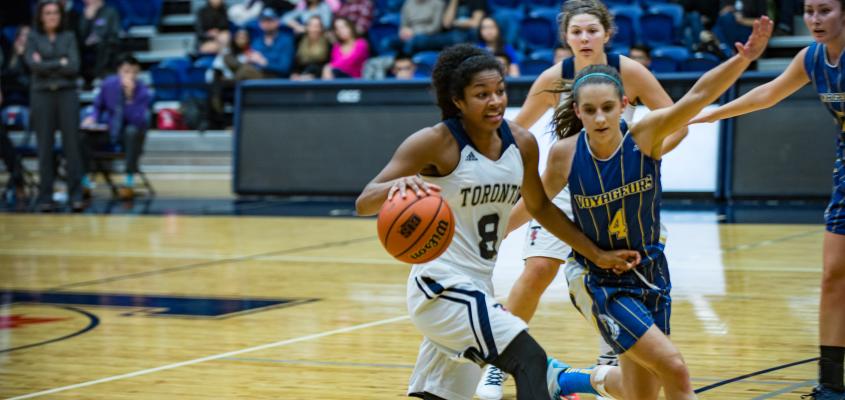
[
  {"xmin": 710, "ymin": 85, "xmax": 778, "ymax": 120},
  {"xmin": 356, "ymin": 181, "xmax": 394, "ymax": 216},
  {"xmin": 685, "ymin": 54, "xmax": 752, "ymax": 112}
]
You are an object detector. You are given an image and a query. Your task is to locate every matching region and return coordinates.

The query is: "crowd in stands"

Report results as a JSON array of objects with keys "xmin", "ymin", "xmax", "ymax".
[{"xmin": 0, "ymin": 0, "xmax": 807, "ymax": 211}]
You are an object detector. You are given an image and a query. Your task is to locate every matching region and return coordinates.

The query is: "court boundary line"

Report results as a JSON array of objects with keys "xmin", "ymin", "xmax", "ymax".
[
  {"xmin": 5, "ymin": 314, "xmax": 410, "ymax": 400},
  {"xmin": 694, "ymin": 357, "xmax": 819, "ymax": 394}
]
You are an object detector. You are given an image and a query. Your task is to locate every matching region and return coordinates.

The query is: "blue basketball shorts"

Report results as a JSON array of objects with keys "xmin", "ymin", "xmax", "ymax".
[
  {"xmin": 572, "ymin": 259, "xmax": 672, "ymax": 354},
  {"xmin": 826, "ymin": 156, "xmax": 845, "ymax": 235}
]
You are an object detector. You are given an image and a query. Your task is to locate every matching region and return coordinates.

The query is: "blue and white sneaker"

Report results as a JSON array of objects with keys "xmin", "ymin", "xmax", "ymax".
[{"xmin": 547, "ymin": 357, "xmax": 568, "ymax": 399}]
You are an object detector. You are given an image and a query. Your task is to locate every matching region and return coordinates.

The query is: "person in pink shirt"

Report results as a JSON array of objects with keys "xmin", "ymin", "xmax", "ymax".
[{"xmin": 322, "ymin": 17, "xmax": 369, "ymax": 78}]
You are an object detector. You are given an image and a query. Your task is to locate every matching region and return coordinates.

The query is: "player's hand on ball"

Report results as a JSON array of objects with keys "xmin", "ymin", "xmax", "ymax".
[{"xmin": 388, "ymin": 175, "xmax": 441, "ymax": 200}]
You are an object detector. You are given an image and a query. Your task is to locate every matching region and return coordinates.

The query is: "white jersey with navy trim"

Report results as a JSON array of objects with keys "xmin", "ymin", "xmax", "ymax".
[
  {"xmin": 417, "ymin": 118, "xmax": 524, "ymax": 281},
  {"xmin": 405, "ymin": 118, "xmax": 529, "ymax": 399}
]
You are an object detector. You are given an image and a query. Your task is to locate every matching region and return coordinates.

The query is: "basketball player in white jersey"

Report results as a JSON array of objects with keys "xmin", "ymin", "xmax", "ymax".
[{"xmin": 356, "ymin": 44, "xmax": 640, "ymax": 400}]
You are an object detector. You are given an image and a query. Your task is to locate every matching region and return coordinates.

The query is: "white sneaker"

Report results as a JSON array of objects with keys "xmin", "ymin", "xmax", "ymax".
[{"xmin": 476, "ymin": 364, "xmax": 507, "ymax": 400}]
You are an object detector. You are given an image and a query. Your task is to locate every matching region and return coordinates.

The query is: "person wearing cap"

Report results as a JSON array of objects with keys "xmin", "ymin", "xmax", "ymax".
[{"xmin": 249, "ymin": 8, "xmax": 294, "ymax": 78}]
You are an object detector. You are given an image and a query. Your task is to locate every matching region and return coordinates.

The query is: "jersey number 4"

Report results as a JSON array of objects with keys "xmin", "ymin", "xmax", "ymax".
[
  {"xmin": 609, "ymin": 209, "xmax": 628, "ymax": 240},
  {"xmin": 477, "ymin": 214, "xmax": 499, "ymax": 260}
]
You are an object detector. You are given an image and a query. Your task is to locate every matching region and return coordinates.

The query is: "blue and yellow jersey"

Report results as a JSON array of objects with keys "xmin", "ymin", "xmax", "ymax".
[
  {"xmin": 805, "ymin": 42, "xmax": 845, "ymax": 137},
  {"xmin": 568, "ymin": 126, "xmax": 668, "ymax": 288}
]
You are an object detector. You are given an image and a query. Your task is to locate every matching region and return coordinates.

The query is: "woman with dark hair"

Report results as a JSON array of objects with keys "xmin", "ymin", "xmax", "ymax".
[
  {"xmin": 477, "ymin": 17, "xmax": 519, "ymax": 77},
  {"xmin": 321, "ymin": 17, "xmax": 369, "ymax": 79},
  {"xmin": 26, "ymin": 0, "xmax": 84, "ymax": 211},
  {"xmin": 355, "ymin": 43, "xmax": 640, "ymax": 400}
]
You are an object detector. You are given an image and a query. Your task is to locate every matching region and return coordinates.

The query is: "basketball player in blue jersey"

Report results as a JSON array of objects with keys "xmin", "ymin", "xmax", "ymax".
[
  {"xmin": 691, "ymin": 1, "xmax": 845, "ymax": 398},
  {"xmin": 355, "ymin": 44, "xmax": 640, "ymax": 400},
  {"xmin": 504, "ymin": 17, "xmax": 772, "ymax": 400},
  {"xmin": 478, "ymin": 2, "xmax": 689, "ymax": 397}
]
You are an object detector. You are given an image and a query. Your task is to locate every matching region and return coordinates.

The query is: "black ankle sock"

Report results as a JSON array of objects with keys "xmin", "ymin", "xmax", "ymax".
[{"xmin": 820, "ymin": 345, "xmax": 845, "ymax": 391}]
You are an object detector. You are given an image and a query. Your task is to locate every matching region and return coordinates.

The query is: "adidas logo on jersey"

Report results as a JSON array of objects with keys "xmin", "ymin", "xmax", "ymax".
[{"xmin": 465, "ymin": 152, "xmax": 478, "ymax": 161}]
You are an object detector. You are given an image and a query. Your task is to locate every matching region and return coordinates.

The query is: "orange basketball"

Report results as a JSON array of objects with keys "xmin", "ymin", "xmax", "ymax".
[{"xmin": 377, "ymin": 190, "xmax": 455, "ymax": 264}]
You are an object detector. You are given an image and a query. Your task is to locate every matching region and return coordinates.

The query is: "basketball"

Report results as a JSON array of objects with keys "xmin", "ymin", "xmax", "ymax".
[{"xmin": 377, "ymin": 190, "xmax": 455, "ymax": 264}]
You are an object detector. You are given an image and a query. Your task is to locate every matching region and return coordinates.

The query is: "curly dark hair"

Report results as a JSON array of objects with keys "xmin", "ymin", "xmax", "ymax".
[
  {"xmin": 552, "ymin": 64, "xmax": 625, "ymax": 140},
  {"xmin": 431, "ymin": 44, "xmax": 505, "ymax": 120}
]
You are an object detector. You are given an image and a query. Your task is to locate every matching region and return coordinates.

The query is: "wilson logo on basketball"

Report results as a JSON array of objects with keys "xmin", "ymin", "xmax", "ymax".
[
  {"xmin": 400, "ymin": 214, "xmax": 422, "ymax": 238},
  {"xmin": 410, "ymin": 220, "xmax": 451, "ymax": 260}
]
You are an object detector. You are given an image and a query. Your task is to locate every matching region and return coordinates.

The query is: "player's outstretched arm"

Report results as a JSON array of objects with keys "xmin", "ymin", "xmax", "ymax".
[
  {"xmin": 689, "ymin": 47, "xmax": 810, "ymax": 124},
  {"xmin": 355, "ymin": 128, "xmax": 443, "ymax": 216},
  {"xmin": 633, "ymin": 16, "xmax": 773, "ymax": 158}
]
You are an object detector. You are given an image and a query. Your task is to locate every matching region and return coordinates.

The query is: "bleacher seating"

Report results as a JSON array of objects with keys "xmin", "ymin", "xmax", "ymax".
[
  {"xmin": 650, "ymin": 45, "xmax": 691, "ymax": 73},
  {"xmin": 412, "ymin": 51, "xmax": 440, "ymax": 77},
  {"xmin": 520, "ymin": 15, "xmax": 557, "ymax": 52},
  {"xmin": 107, "ymin": 0, "xmax": 164, "ymax": 31},
  {"xmin": 681, "ymin": 52, "xmax": 721, "ymax": 72},
  {"xmin": 640, "ymin": 12, "xmax": 677, "ymax": 47},
  {"xmin": 609, "ymin": 5, "xmax": 643, "ymax": 48}
]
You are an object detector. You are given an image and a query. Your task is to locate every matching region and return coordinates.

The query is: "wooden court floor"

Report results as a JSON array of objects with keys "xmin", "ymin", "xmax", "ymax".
[{"xmin": 0, "ymin": 212, "xmax": 826, "ymax": 399}]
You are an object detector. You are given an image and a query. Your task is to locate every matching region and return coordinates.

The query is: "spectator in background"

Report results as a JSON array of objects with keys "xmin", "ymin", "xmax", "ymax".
[
  {"xmin": 442, "ymin": 0, "xmax": 486, "ymax": 44},
  {"xmin": 77, "ymin": 0, "xmax": 120, "ymax": 86},
  {"xmin": 335, "ymin": 0, "xmax": 373, "ymax": 36},
  {"xmin": 219, "ymin": 29, "xmax": 264, "ymax": 80},
  {"xmin": 322, "ymin": 16, "xmax": 369, "ymax": 78},
  {"xmin": 629, "ymin": 44, "xmax": 651, "ymax": 68},
  {"xmin": 292, "ymin": 15, "xmax": 330, "ymax": 80},
  {"xmin": 493, "ymin": 50, "xmax": 519, "ymax": 77},
  {"xmin": 0, "ymin": 58, "xmax": 26, "ymax": 204},
  {"xmin": 228, "ymin": 0, "xmax": 266, "ymax": 26},
  {"xmin": 398, "ymin": 0, "xmax": 446, "ymax": 54},
  {"xmin": 282, "ymin": 0, "xmax": 333, "ymax": 34},
  {"xmin": 196, "ymin": 0, "xmax": 231, "ymax": 54},
  {"xmin": 251, "ymin": 8, "xmax": 294, "ymax": 77},
  {"xmin": 389, "ymin": 53, "xmax": 416, "ymax": 79},
  {"xmin": 263, "ymin": 0, "xmax": 298, "ymax": 16},
  {"xmin": 477, "ymin": 17, "xmax": 519, "ymax": 76},
  {"xmin": 553, "ymin": 45, "xmax": 572, "ymax": 64},
  {"xmin": 1, "ymin": 26, "xmax": 32, "ymax": 105},
  {"xmin": 26, "ymin": 0, "xmax": 84, "ymax": 212},
  {"xmin": 82, "ymin": 55, "xmax": 150, "ymax": 200}
]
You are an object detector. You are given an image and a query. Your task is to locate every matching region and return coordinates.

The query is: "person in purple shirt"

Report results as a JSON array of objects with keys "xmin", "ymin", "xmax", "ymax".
[
  {"xmin": 82, "ymin": 55, "xmax": 150, "ymax": 200},
  {"xmin": 250, "ymin": 8, "xmax": 294, "ymax": 78}
]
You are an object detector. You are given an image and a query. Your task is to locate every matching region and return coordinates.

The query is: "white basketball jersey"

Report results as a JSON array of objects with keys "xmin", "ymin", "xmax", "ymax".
[{"xmin": 419, "ymin": 118, "xmax": 524, "ymax": 278}]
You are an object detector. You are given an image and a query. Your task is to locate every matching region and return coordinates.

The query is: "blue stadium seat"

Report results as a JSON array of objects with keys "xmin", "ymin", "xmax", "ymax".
[
  {"xmin": 680, "ymin": 52, "xmax": 721, "ymax": 72},
  {"xmin": 605, "ymin": 0, "xmax": 640, "ymax": 5},
  {"xmin": 523, "ymin": 0, "xmax": 557, "ymax": 8},
  {"xmin": 648, "ymin": 3, "xmax": 684, "ymax": 29},
  {"xmin": 650, "ymin": 45, "xmax": 690, "ymax": 72},
  {"xmin": 159, "ymin": 57, "xmax": 192, "ymax": 83},
  {"xmin": 640, "ymin": 12, "xmax": 676, "ymax": 47},
  {"xmin": 2, "ymin": 26, "xmax": 18, "ymax": 46},
  {"xmin": 609, "ymin": 5, "xmax": 642, "ymax": 48},
  {"xmin": 368, "ymin": 21, "xmax": 399, "ymax": 56},
  {"xmin": 373, "ymin": 0, "xmax": 403, "ymax": 16},
  {"xmin": 107, "ymin": 0, "xmax": 163, "ymax": 30},
  {"xmin": 184, "ymin": 67, "xmax": 209, "ymax": 100},
  {"xmin": 489, "ymin": 0, "xmax": 521, "ymax": 9},
  {"xmin": 193, "ymin": 55, "xmax": 216, "ymax": 69},
  {"xmin": 412, "ymin": 51, "xmax": 440, "ymax": 77},
  {"xmin": 520, "ymin": 16, "xmax": 556, "ymax": 51},
  {"xmin": 608, "ymin": 44, "xmax": 630, "ymax": 56},
  {"xmin": 492, "ymin": 8, "xmax": 524, "ymax": 47},
  {"xmin": 521, "ymin": 49, "xmax": 554, "ymax": 76},
  {"xmin": 150, "ymin": 67, "xmax": 182, "ymax": 101},
  {"xmin": 378, "ymin": 12, "xmax": 401, "ymax": 26}
]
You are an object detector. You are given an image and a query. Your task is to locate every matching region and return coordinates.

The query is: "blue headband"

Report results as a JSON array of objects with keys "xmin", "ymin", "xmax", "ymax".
[{"xmin": 572, "ymin": 72, "xmax": 623, "ymax": 93}]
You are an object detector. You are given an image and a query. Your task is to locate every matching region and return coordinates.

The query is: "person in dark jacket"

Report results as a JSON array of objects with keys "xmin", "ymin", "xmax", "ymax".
[
  {"xmin": 77, "ymin": 0, "xmax": 121, "ymax": 85},
  {"xmin": 196, "ymin": 0, "xmax": 231, "ymax": 54},
  {"xmin": 26, "ymin": 0, "xmax": 84, "ymax": 211},
  {"xmin": 82, "ymin": 55, "xmax": 151, "ymax": 200}
]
